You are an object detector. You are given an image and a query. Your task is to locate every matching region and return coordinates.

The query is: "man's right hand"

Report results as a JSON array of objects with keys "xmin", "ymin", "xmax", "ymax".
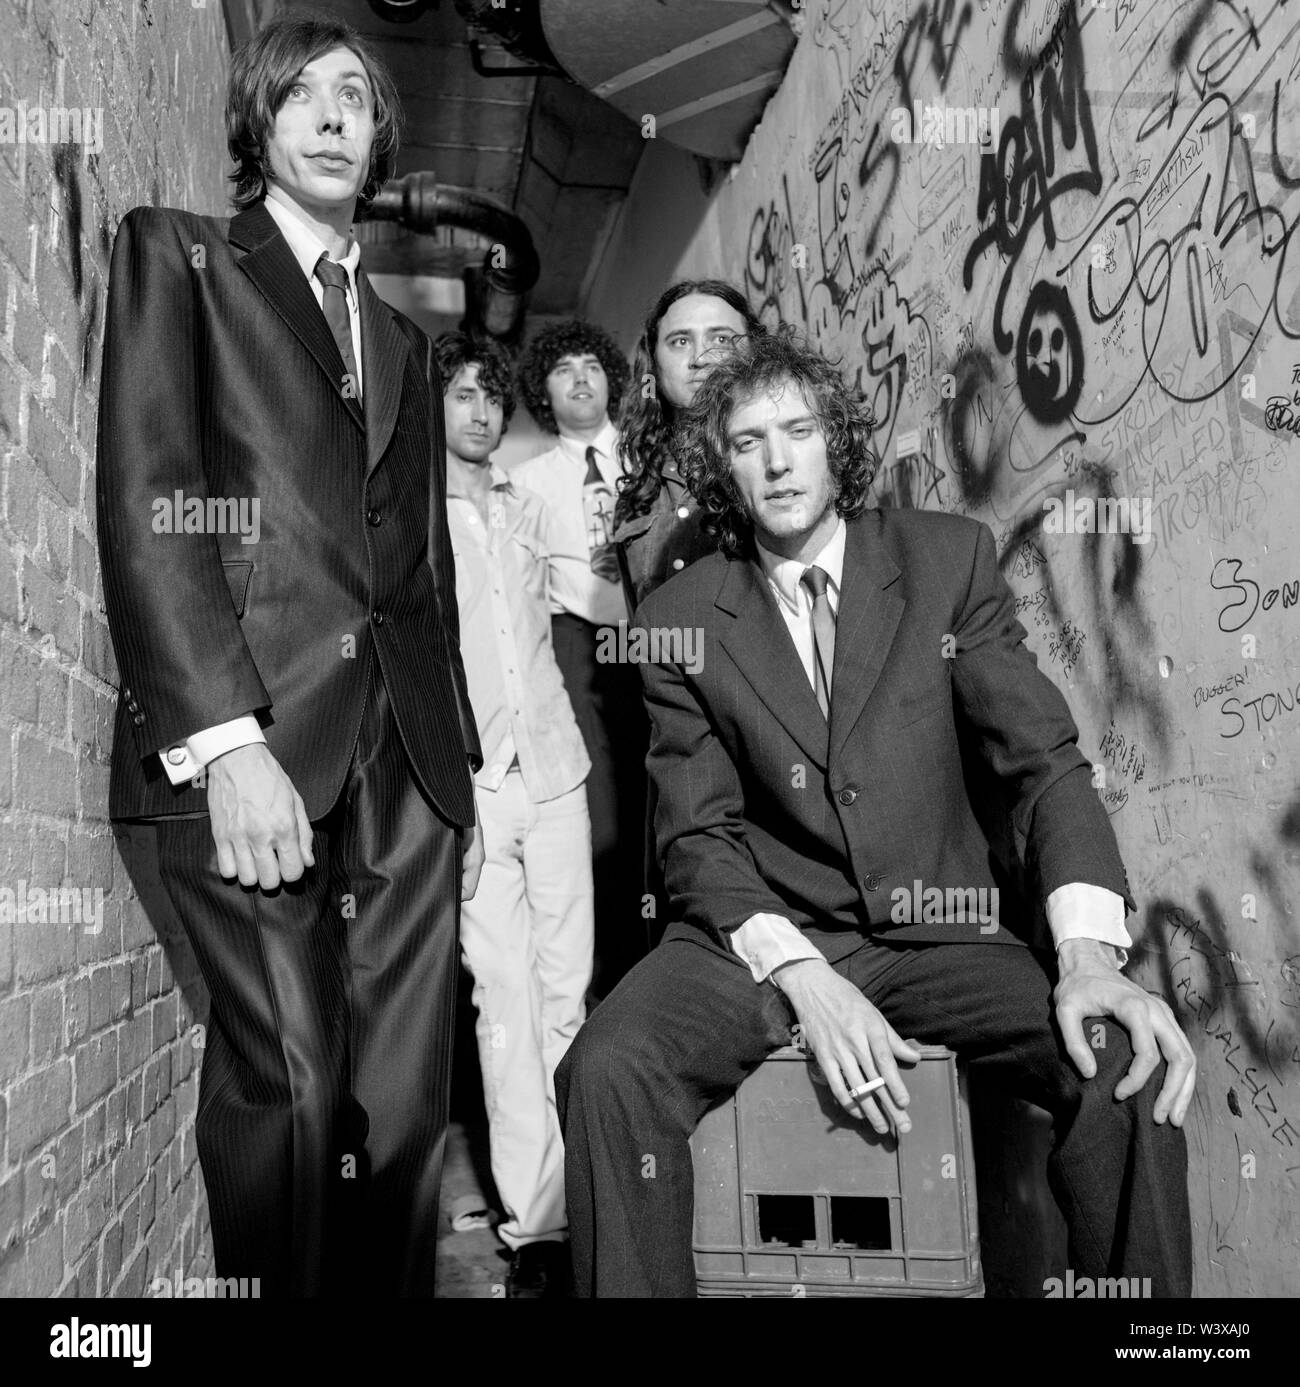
[
  {"xmin": 776, "ymin": 959, "xmax": 922, "ymax": 1136},
  {"xmin": 207, "ymin": 743, "xmax": 314, "ymax": 890}
]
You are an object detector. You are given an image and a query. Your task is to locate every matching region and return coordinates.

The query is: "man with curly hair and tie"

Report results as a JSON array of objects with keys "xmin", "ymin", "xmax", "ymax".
[
  {"xmin": 515, "ymin": 321, "xmax": 647, "ymax": 998},
  {"xmin": 556, "ymin": 329, "xmax": 1195, "ymax": 1298}
]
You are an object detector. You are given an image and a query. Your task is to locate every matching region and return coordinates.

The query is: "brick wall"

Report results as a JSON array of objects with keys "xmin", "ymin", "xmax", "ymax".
[{"xmin": 0, "ymin": 0, "xmax": 235, "ymax": 1297}]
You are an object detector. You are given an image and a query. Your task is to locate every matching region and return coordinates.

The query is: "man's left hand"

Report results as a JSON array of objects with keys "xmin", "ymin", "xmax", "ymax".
[
  {"xmin": 1054, "ymin": 938, "xmax": 1196, "ymax": 1127},
  {"xmin": 461, "ymin": 807, "xmax": 485, "ymax": 901}
]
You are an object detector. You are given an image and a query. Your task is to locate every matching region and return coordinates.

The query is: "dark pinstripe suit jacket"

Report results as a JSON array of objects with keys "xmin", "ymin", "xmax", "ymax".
[
  {"xmin": 635, "ymin": 508, "xmax": 1134, "ymax": 964},
  {"xmin": 96, "ymin": 201, "xmax": 480, "ymax": 825}
]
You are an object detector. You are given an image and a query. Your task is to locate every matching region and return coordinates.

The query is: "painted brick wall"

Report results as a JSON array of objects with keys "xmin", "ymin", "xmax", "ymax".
[{"xmin": 0, "ymin": 0, "xmax": 234, "ymax": 1297}]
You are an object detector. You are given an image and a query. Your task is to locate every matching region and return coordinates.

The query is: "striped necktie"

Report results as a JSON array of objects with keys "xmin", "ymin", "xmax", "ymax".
[
  {"xmin": 313, "ymin": 255, "xmax": 361, "ymax": 402},
  {"xmin": 800, "ymin": 564, "xmax": 836, "ymax": 720}
]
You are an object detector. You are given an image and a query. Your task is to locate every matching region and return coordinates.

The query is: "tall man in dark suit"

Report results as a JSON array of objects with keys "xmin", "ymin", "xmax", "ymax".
[
  {"xmin": 96, "ymin": 15, "xmax": 483, "ymax": 1297},
  {"xmin": 557, "ymin": 330, "xmax": 1195, "ymax": 1297}
]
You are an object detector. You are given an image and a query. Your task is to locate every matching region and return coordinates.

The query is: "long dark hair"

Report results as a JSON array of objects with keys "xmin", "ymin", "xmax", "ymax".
[
  {"xmin": 678, "ymin": 327, "xmax": 878, "ymax": 559},
  {"xmin": 614, "ymin": 280, "xmax": 763, "ymax": 528},
  {"xmin": 226, "ymin": 14, "xmax": 403, "ymax": 213}
]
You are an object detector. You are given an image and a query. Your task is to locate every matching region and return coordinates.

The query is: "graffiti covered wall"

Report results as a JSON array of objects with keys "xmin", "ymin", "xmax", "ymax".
[{"xmin": 594, "ymin": 0, "xmax": 1300, "ymax": 1294}]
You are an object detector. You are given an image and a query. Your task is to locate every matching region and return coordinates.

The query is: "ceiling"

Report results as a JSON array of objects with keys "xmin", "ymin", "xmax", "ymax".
[
  {"xmin": 239, "ymin": 1, "xmax": 797, "ymax": 323},
  {"xmin": 280, "ymin": 0, "xmax": 644, "ymax": 317}
]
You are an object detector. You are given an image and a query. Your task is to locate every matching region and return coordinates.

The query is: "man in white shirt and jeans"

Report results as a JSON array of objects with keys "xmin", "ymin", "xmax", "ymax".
[
  {"xmin": 556, "ymin": 329, "xmax": 1195, "ymax": 1298},
  {"xmin": 439, "ymin": 332, "xmax": 593, "ymax": 1298}
]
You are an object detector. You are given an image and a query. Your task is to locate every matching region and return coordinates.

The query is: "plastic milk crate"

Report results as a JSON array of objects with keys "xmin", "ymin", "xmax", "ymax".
[{"xmin": 690, "ymin": 1044, "xmax": 981, "ymax": 1296}]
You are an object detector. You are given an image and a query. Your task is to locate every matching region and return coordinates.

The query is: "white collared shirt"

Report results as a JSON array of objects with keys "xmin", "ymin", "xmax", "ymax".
[
  {"xmin": 726, "ymin": 517, "xmax": 1130, "ymax": 981},
  {"xmin": 158, "ymin": 195, "xmax": 365, "ymax": 786},
  {"xmin": 512, "ymin": 420, "xmax": 628, "ymax": 629},
  {"xmin": 446, "ymin": 463, "xmax": 590, "ymax": 801},
  {"xmin": 755, "ymin": 515, "xmax": 847, "ymax": 688}
]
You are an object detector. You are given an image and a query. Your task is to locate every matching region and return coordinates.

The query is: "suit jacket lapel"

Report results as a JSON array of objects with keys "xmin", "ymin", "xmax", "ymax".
[
  {"xmin": 830, "ymin": 511, "xmax": 905, "ymax": 762},
  {"xmin": 356, "ymin": 272, "xmax": 409, "ymax": 478},
  {"xmin": 714, "ymin": 552, "xmax": 829, "ymax": 769},
  {"xmin": 230, "ymin": 201, "xmax": 365, "ymax": 432}
]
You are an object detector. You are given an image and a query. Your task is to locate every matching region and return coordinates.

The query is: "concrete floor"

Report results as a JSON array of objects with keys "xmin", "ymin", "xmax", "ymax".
[
  {"xmin": 433, "ymin": 966, "xmax": 512, "ymax": 1299},
  {"xmin": 433, "ymin": 1119, "xmax": 512, "ymax": 1298}
]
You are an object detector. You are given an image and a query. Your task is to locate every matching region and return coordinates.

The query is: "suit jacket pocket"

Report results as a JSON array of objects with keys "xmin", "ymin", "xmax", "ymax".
[
  {"xmin": 885, "ymin": 690, "xmax": 950, "ymax": 731},
  {"xmin": 222, "ymin": 559, "xmax": 253, "ymax": 618}
]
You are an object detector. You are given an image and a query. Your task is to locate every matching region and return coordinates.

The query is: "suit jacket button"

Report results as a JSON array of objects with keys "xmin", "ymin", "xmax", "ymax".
[
  {"xmin": 373, "ymin": 610, "xmax": 385, "ymax": 625},
  {"xmin": 133, "ymin": 713, "xmax": 145, "ymax": 727},
  {"xmin": 367, "ymin": 509, "xmax": 382, "ymax": 526},
  {"xmin": 863, "ymin": 874, "xmax": 881, "ymax": 891},
  {"xmin": 838, "ymin": 786, "xmax": 859, "ymax": 806}
]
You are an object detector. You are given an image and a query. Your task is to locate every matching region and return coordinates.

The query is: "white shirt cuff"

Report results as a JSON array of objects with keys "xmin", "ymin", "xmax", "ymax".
[
  {"xmin": 159, "ymin": 716, "xmax": 266, "ymax": 786},
  {"xmin": 729, "ymin": 913, "xmax": 826, "ymax": 984},
  {"xmin": 1046, "ymin": 883, "xmax": 1132, "ymax": 968}
]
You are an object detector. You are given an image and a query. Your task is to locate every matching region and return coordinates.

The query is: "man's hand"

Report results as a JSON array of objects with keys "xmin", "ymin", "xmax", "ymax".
[
  {"xmin": 461, "ymin": 804, "xmax": 484, "ymax": 901},
  {"xmin": 207, "ymin": 743, "xmax": 314, "ymax": 890},
  {"xmin": 776, "ymin": 959, "xmax": 922, "ymax": 1135},
  {"xmin": 1054, "ymin": 938, "xmax": 1196, "ymax": 1126}
]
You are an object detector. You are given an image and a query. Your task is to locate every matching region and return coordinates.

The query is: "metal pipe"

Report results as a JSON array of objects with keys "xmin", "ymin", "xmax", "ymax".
[{"xmin": 363, "ymin": 172, "xmax": 540, "ymax": 342}]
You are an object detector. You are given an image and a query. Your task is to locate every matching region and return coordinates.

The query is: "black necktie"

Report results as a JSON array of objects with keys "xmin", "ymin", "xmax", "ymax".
[
  {"xmin": 313, "ymin": 255, "xmax": 360, "ymax": 401},
  {"xmin": 583, "ymin": 445, "xmax": 619, "ymax": 583},
  {"xmin": 800, "ymin": 565, "xmax": 836, "ymax": 720}
]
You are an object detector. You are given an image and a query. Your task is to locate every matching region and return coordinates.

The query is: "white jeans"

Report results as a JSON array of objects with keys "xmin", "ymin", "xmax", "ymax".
[{"xmin": 459, "ymin": 770, "xmax": 594, "ymax": 1249}]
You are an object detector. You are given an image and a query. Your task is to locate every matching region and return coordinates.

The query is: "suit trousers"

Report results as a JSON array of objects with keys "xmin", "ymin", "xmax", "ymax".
[
  {"xmin": 550, "ymin": 614, "xmax": 649, "ymax": 997},
  {"xmin": 146, "ymin": 662, "xmax": 461, "ymax": 1297},
  {"xmin": 459, "ymin": 770, "xmax": 593, "ymax": 1249},
  {"xmin": 556, "ymin": 933, "xmax": 1192, "ymax": 1297}
]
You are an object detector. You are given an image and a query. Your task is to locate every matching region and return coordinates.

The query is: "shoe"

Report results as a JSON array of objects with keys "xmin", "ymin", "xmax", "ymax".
[{"xmin": 505, "ymin": 1240, "xmax": 572, "ymax": 1299}]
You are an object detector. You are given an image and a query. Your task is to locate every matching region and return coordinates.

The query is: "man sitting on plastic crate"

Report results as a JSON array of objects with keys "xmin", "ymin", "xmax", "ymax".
[{"xmin": 555, "ymin": 328, "xmax": 1194, "ymax": 1298}]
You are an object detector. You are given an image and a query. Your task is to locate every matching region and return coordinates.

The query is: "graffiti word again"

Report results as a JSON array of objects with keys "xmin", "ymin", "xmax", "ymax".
[
  {"xmin": 1219, "ymin": 681, "xmax": 1300, "ymax": 739},
  {"xmin": 1263, "ymin": 396, "xmax": 1300, "ymax": 436},
  {"xmin": 1211, "ymin": 559, "xmax": 1300, "ymax": 633},
  {"xmin": 1193, "ymin": 667, "xmax": 1251, "ymax": 708}
]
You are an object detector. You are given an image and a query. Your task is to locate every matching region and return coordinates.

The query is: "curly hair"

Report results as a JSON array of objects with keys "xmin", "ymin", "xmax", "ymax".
[
  {"xmin": 226, "ymin": 14, "xmax": 402, "ymax": 214},
  {"xmin": 677, "ymin": 327, "xmax": 878, "ymax": 559},
  {"xmin": 515, "ymin": 319, "xmax": 629, "ymax": 435},
  {"xmin": 614, "ymin": 280, "xmax": 764, "ymax": 530},
  {"xmin": 434, "ymin": 331, "xmax": 516, "ymax": 429}
]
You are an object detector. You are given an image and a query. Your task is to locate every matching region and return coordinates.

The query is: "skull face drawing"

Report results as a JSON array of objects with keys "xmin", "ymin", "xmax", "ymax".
[{"xmin": 1016, "ymin": 282, "xmax": 1083, "ymax": 425}]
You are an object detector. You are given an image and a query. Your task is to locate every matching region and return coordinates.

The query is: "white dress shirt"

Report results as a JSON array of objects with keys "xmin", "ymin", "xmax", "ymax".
[
  {"xmin": 512, "ymin": 420, "xmax": 628, "ymax": 629},
  {"xmin": 446, "ymin": 464, "xmax": 590, "ymax": 801},
  {"xmin": 727, "ymin": 517, "xmax": 1131, "ymax": 984},
  {"xmin": 157, "ymin": 194, "xmax": 364, "ymax": 786}
]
